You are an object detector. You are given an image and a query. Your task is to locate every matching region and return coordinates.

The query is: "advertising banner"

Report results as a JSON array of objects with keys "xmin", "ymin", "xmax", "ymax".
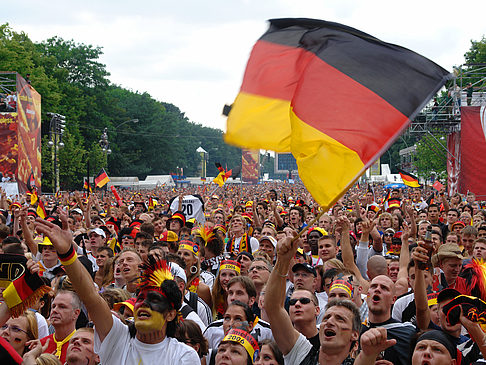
[
  {"xmin": 16, "ymin": 74, "xmax": 41, "ymax": 193},
  {"xmin": 241, "ymin": 149, "xmax": 259, "ymax": 184},
  {"xmin": 0, "ymin": 114, "xmax": 18, "ymax": 180},
  {"xmin": 447, "ymin": 131, "xmax": 460, "ymax": 196}
]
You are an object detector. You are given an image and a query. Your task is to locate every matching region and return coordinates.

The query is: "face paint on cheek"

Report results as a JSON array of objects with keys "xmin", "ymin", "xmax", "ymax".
[
  {"xmin": 134, "ymin": 308, "xmax": 167, "ymax": 333},
  {"xmin": 13, "ymin": 337, "xmax": 22, "ymax": 343}
]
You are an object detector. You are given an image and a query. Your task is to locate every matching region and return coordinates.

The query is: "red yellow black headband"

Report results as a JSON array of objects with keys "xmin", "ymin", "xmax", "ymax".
[
  {"xmin": 222, "ymin": 329, "xmax": 259, "ymax": 363},
  {"xmin": 220, "ymin": 260, "xmax": 241, "ymax": 274},
  {"xmin": 178, "ymin": 240, "xmax": 199, "ymax": 257},
  {"xmin": 330, "ymin": 279, "xmax": 353, "ymax": 297}
]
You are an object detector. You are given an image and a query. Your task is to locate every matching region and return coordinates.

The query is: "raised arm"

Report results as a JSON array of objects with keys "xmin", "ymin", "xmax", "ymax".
[
  {"xmin": 19, "ymin": 207, "xmax": 37, "ymax": 256},
  {"xmin": 337, "ymin": 216, "xmax": 369, "ymax": 292},
  {"xmin": 369, "ymin": 219, "xmax": 383, "ymax": 254},
  {"xmin": 395, "ymin": 222, "xmax": 411, "ymax": 297},
  {"xmin": 252, "ymin": 197, "xmax": 262, "ymax": 229},
  {"xmin": 34, "ymin": 210, "xmax": 113, "ymax": 342},
  {"xmin": 264, "ymin": 235, "xmax": 301, "ymax": 355},
  {"xmin": 412, "ymin": 244, "xmax": 430, "ymax": 331},
  {"xmin": 269, "ymin": 200, "xmax": 284, "ymax": 228}
]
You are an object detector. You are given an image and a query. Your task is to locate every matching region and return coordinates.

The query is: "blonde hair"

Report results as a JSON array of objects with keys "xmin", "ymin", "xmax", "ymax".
[
  {"xmin": 35, "ymin": 353, "xmax": 62, "ymax": 365},
  {"xmin": 325, "ymin": 258, "xmax": 346, "ymax": 272},
  {"xmin": 24, "ymin": 310, "xmax": 38, "ymax": 342}
]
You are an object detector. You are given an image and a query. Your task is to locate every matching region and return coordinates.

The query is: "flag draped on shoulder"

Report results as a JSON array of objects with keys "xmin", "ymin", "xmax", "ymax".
[
  {"xmin": 225, "ymin": 18, "xmax": 451, "ymax": 209},
  {"xmin": 94, "ymin": 169, "xmax": 110, "ymax": 188},
  {"xmin": 398, "ymin": 169, "xmax": 420, "ymax": 188},
  {"xmin": 213, "ymin": 163, "xmax": 232, "ymax": 187}
]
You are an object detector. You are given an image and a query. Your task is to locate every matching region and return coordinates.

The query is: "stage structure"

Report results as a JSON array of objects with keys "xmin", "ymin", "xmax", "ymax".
[
  {"xmin": 0, "ymin": 72, "xmax": 41, "ymax": 193},
  {"xmin": 409, "ymin": 64, "xmax": 486, "ymax": 198}
]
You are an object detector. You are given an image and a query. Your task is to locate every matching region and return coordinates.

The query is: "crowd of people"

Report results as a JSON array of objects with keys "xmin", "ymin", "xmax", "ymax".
[
  {"xmin": 0, "ymin": 181, "xmax": 485, "ymax": 364},
  {"xmin": 0, "ymin": 91, "xmax": 17, "ymax": 113}
]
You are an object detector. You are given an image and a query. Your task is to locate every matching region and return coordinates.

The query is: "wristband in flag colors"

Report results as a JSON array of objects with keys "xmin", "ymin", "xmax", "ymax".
[{"xmin": 58, "ymin": 245, "xmax": 78, "ymax": 266}]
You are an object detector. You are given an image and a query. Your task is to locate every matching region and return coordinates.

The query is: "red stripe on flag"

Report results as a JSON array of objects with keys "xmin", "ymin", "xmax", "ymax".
[
  {"xmin": 13, "ymin": 276, "xmax": 35, "ymax": 301},
  {"xmin": 240, "ymin": 40, "xmax": 310, "ymax": 101},
  {"xmin": 291, "ymin": 54, "xmax": 409, "ymax": 163}
]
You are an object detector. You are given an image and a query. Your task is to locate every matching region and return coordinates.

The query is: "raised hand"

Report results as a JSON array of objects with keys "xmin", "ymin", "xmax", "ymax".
[
  {"xmin": 276, "ymin": 235, "xmax": 300, "ymax": 263},
  {"xmin": 34, "ymin": 217, "xmax": 73, "ymax": 255},
  {"xmin": 360, "ymin": 327, "xmax": 396, "ymax": 359}
]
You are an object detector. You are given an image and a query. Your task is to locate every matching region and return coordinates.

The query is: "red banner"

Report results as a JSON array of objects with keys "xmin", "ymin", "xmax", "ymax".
[
  {"xmin": 16, "ymin": 74, "xmax": 41, "ymax": 193},
  {"xmin": 447, "ymin": 131, "xmax": 460, "ymax": 196},
  {"xmin": 241, "ymin": 149, "xmax": 259, "ymax": 184},
  {"xmin": 459, "ymin": 106, "xmax": 486, "ymax": 198}
]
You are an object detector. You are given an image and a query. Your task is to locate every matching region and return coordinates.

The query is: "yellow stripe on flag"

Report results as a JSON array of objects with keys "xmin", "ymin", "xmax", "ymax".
[
  {"xmin": 290, "ymin": 109, "xmax": 364, "ymax": 209},
  {"xmin": 3, "ymin": 283, "xmax": 23, "ymax": 309},
  {"xmin": 225, "ymin": 92, "xmax": 292, "ymax": 152}
]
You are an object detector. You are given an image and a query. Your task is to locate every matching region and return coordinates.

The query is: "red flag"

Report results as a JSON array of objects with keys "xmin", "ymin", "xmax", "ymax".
[
  {"xmin": 460, "ymin": 107, "xmax": 486, "ymax": 196},
  {"xmin": 110, "ymin": 185, "xmax": 122, "ymax": 206},
  {"xmin": 432, "ymin": 180, "xmax": 444, "ymax": 192}
]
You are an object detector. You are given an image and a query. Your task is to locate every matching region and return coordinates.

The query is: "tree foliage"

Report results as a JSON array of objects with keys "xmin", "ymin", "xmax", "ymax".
[
  {"xmin": 414, "ymin": 134, "xmax": 447, "ymax": 181},
  {"xmin": 0, "ymin": 23, "xmax": 241, "ymax": 191}
]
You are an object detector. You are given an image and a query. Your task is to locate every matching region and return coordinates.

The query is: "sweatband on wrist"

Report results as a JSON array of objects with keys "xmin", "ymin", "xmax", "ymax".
[{"xmin": 58, "ymin": 245, "xmax": 77, "ymax": 266}]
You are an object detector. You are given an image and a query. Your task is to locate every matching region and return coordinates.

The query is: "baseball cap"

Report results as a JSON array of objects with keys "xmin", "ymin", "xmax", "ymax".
[
  {"xmin": 89, "ymin": 227, "xmax": 106, "ymax": 238},
  {"xmin": 292, "ymin": 263, "xmax": 317, "ymax": 277}
]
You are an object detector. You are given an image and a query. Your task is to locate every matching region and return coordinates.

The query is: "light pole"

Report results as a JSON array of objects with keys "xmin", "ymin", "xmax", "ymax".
[
  {"xmin": 116, "ymin": 118, "xmax": 139, "ymax": 130},
  {"xmin": 47, "ymin": 112, "xmax": 66, "ymax": 193},
  {"xmin": 99, "ymin": 127, "xmax": 112, "ymax": 167},
  {"xmin": 196, "ymin": 146, "xmax": 207, "ymax": 179}
]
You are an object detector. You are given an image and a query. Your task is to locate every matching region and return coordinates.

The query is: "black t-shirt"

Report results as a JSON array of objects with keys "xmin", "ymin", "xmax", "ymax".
[{"xmin": 361, "ymin": 318, "xmax": 415, "ymax": 365}]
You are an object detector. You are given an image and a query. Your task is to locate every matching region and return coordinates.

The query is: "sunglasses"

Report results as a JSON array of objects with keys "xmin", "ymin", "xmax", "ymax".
[{"xmin": 289, "ymin": 297, "xmax": 312, "ymax": 306}]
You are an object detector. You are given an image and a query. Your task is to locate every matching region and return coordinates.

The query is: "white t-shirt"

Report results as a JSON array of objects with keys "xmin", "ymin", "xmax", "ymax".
[
  {"xmin": 94, "ymin": 315, "xmax": 199, "ymax": 364},
  {"xmin": 284, "ymin": 333, "xmax": 312, "ymax": 364},
  {"xmin": 169, "ymin": 195, "xmax": 205, "ymax": 223}
]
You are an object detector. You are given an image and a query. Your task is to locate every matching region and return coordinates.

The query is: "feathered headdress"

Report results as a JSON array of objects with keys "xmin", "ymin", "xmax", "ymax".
[
  {"xmin": 138, "ymin": 256, "xmax": 174, "ymax": 295},
  {"xmin": 463, "ymin": 258, "xmax": 486, "ymax": 301},
  {"xmin": 198, "ymin": 225, "xmax": 216, "ymax": 246}
]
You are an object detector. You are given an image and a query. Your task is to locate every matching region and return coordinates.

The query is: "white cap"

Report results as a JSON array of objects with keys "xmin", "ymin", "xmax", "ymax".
[
  {"xmin": 89, "ymin": 227, "xmax": 106, "ymax": 238},
  {"xmin": 169, "ymin": 262, "xmax": 187, "ymax": 283}
]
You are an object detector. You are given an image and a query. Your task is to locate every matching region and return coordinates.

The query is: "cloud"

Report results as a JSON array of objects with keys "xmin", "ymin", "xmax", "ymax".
[{"xmin": 3, "ymin": 0, "xmax": 486, "ymax": 132}]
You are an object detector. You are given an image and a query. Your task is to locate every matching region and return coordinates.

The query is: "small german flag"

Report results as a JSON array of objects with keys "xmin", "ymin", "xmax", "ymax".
[
  {"xmin": 213, "ymin": 162, "xmax": 232, "ymax": 187},
  {"xmin": 83, "ymin": 179, "xmax": 93, "ymax": 194},
  {"xmin": 36, "ymin": 199, "xmax": 46, "ymax": 219},
  {"xmin": 398, "ymin": 169, "xmax": 420, "ymax": 188},
  {"xmin": 94, "ymin": 169, "xmax": 110, "ymax": 188}
]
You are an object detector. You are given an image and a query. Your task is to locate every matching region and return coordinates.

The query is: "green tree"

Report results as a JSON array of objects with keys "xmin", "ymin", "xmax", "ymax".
[{"xmin": 414, "ymin": 134, "xmax": 447, "ymax": 181}]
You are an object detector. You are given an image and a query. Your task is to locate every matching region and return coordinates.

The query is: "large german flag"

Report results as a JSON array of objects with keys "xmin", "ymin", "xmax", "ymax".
[
  {"xmin": 225, "ymin": 18, "xmax": 451, "ymax": 209},
  {"xmin": 398, "ymin": 169, "xmax": 420, "ymax": 188},
  {"xmin": 94, "ymin": 168, "xmax": 110, "ymax": 188}
]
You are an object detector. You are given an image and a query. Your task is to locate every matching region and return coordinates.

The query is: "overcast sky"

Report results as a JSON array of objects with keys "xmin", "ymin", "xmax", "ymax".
[{"xmin": 3, "ymin": 1, "xmax": 485, "ymax": 131}]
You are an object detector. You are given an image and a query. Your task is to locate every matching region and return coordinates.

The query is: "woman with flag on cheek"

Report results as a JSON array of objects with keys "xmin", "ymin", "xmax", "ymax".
[{"xmin": 34, "ymin": 210, "xmax": 199, "ymax": 364}]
